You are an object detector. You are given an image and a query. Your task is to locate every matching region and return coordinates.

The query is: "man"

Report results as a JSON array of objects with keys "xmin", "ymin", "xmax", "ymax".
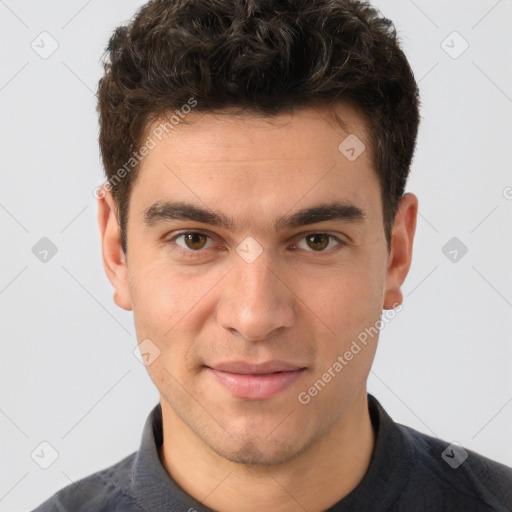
[{"xmin": 33, "ymin": 0, "xmax": 512, "ymax": 510}]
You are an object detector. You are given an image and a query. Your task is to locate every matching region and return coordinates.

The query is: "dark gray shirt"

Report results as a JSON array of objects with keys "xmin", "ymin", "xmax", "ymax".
[{"xmin": 32, "ymin": 394, "xmax": 512, "ymax": 511}]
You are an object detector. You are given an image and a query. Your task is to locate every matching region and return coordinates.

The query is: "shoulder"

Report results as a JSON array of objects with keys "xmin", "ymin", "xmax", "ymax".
[
  {"xmin": 398, "ymin": 423, "xmax": 512, "ymax": 511},
  {"xmin": 30, "ymin": 452, "xmax": 139, "ymax": 512}
]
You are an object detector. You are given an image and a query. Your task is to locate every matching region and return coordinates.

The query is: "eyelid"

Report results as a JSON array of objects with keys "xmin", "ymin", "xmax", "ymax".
[{"xmin": 168, "ymin": 229, "xmax": 214, "ymax": 241}]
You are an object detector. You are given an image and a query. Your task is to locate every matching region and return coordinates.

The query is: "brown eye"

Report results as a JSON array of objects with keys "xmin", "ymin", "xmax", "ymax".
[
  {"xmin": 184, "ymin": 232, "xmax": 207, "ymax": 250},
  {"xmin": 295, "ymin": 233, "xmax": 341, "ymax": 252},
  {"xmin": 175, "ymin": 232, "xmax": 210, "ymax": 251},
  {"xmin": 306, "ymin": 234, "xmax": 329, "ymax": 251}
]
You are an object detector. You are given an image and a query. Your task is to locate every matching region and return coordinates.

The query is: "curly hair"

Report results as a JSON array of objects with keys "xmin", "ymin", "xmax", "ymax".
[{"xmin": 97, "ymin": 0, "xmax": 420, "ymax": 254}]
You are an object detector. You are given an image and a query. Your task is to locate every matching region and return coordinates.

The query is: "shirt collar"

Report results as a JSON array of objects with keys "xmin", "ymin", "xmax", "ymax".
[
  {"xmin": 127, "ymin": 394, "xmax": 413, "ymax": 511},
  {"xmin": 130, "ymin": 402, "xmax": 212, "ymax": 511}
]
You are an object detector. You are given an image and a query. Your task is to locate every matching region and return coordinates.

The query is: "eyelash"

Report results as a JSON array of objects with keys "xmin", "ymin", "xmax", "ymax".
[{"xmin": 167, "ymin": 231, "xmax": 345, "ymax": 258}]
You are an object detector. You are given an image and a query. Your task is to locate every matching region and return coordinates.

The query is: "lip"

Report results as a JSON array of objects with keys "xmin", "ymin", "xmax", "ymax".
[
  {"xmin": 209, "ymin": 360, "xmax": 305, "ymax": 374},
  {"xmin": 205, "ymin": 360, "xmax": 306, "ymax": 400}
]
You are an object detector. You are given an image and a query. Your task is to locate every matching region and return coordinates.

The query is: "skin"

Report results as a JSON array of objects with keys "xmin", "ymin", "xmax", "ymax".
[{"xmin": 98, "ymin": 103, "xmax": 418, "ymax": 512}]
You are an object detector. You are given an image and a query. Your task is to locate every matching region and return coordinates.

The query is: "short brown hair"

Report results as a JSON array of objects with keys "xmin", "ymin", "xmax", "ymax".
[{"xmin": 97, "ymin": 0, "xmax": 420, "ymax": 254}]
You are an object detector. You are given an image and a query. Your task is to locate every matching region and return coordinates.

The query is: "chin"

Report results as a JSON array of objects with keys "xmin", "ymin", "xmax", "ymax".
[{"xmin": 210, "ymin": 432, "xmax": 313, "ymax": 468}]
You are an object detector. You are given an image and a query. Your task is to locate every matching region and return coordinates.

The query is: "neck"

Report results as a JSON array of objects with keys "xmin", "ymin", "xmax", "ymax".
[{"xmin": 159, "ymin": 391, "xmax": 375, "ymax": 512}]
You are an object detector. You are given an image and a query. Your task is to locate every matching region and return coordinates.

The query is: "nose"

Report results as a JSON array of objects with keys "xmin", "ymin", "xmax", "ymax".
[{"xmin": 216, "ymin": 251, "xmax": 297, "ymax": 341}]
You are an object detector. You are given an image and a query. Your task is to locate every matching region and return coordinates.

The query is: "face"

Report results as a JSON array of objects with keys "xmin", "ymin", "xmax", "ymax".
[{"xmin": 99, "ymin": 104, "xmax": 417, "ymax": 466}]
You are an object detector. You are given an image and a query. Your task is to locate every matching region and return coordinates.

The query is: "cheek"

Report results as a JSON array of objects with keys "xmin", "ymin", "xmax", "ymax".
[
  {"xmin": 301, "ymin": 261, "xmax": 384, "ymax": 330},
  {"xmin": 128, "ymin": 261, "xmax": 175, "ymax": 334},
  {"xmin": 127, "ymin": 259, "xmax": 222, "ymax": 373},
  {"xmin": 127, "ymin": 261, "xmax": 204, "ymax": 390},
  {"xmin": 128, "ymin": 257, "xmax": 208, "ymax": 331},
  {"xmin": 296, "ymin": 258, "xmax": 386, "ymax": 378}
]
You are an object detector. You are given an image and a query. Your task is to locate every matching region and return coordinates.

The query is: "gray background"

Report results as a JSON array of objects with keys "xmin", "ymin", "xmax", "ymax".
[{"xmin": 1, "ymin": 0, "xmax": 511, "ymax": 510}]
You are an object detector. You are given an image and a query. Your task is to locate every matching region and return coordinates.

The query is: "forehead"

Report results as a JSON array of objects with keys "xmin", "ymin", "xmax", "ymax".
[
  {"xmin": 130, "ymin": 104, "xmax": 381, "ymax": 229},
  {"xmin": 142, "ymin": 103, "xmax": 370, "ymax": 165}
]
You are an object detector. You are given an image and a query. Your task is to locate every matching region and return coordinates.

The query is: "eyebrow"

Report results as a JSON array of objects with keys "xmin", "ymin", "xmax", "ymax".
[{"xmin": 143, "ymin": 200, "xmax": 366, "ymax": 231}]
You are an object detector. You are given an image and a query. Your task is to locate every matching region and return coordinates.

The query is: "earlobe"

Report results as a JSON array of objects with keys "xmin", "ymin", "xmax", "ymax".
[
  {"xmin": 97, "ymin": 186, "xmax": 133, "ymax": 311},
  {"xmin": 383, "ymin": 193, "xmax": 418, "ymax": 310}
]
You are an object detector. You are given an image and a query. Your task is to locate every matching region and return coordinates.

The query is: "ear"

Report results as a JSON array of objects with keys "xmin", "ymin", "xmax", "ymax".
[
  {"xmin": 97, "ymin": 185, "xmax": 132, "ymax": 311},
  {"xmin": 383, "ymin": 193, "xmax": 418, "ymax": 310}
]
